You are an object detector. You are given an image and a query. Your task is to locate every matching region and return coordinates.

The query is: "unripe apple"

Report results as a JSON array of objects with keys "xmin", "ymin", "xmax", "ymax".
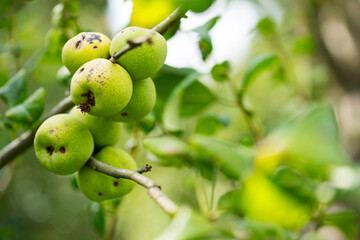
[
  {"xmin": 62, "ymin": 32, "xmax": 111, "ymax": 74},
  {"xmin": 109, "ymin": 27, "xmax": 167, "ymax": 81},
  {"xmin": 106, "ymin": 78, "xmax": 156, "ymax": 122},
  {"xmin": 76, "ymin": 147, "xmax": 137, "ymax": 202},
  {"xmin": 69, "ymin": 107, "xmax": 121, "ymax": 147},
  {"xmin": 34, "ymin": 114, "xmax": 94, "ymax": 175},
  {"xmin": 70, "ymin": 58, "xmax": 133, "ymax": 117}
]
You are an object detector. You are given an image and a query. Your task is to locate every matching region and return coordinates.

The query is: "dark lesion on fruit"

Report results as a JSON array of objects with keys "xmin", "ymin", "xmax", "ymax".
[
  {"xmin": 113, "ymin": 181, "xmax": 118, "ymax": 187},
  {"xmin": 78, "ymin": 91, "xmax": 95, "ymax": 113},
  {"xmin": 78, "ymin": 67, "xmax": 85, "ymax": 74},
  {"xmin": 121, "ymin": 112, "xmax": 128, "ymax": 117},
  {"xmin": 93, "ymin": 46, "xmax": 98, "ymax": 49},
  {"xmin": 98, "ymin": 193, "xmax": 102, "ymax": 196},
  {"xmin": 75, "ymin": 40, "xmax": 82, "ymax": 50},
  {"xmin": 46, "ymin": 146, "xmax": 55, "ymax": 156},
  {"xmin": 60, "ymin": 147, "xmax": 66, "ymax": 154},
  {"xmin": 87, "ymin": 34, "xmax": 102, "ymax": 44}
]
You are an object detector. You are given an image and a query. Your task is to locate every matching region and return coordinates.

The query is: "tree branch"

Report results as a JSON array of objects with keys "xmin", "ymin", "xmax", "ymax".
[
  {"xmin": 0, "ymin": 96, "xmax": 74, "ymax": 168},
  {"xmin": 87, "ymin": 157, "xmax": 178, "ymax": 216}
]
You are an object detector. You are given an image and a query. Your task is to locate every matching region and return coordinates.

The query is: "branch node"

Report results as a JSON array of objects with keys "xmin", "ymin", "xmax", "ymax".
[{"xmin": 136, "ymin": 164, "xmax": 152, "ymax": 174}]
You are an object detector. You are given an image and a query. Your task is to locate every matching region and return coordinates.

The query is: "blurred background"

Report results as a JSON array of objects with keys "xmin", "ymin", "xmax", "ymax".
[{"xmin": 1, "ymin": 0, "xmax": 360, "ymax": 239}]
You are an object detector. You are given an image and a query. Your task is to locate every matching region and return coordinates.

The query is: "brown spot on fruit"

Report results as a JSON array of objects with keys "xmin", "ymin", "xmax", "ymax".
[
  {"xmin": 81, "ymin": 33, "xmax": 86, "ymax": 40},
  {"xmin": 93, "ymin": 46, "xmax": 98, "ymax": 49},
  {"xmin": 60, "ymin": 147, "xmax": 66, "ymax": 154},
  {"xmin": 113, "ymin": 181, "xmax": 118, "ymax": 187},
  {"xmin": 78, "ymin": 67, "xmax": 85, "ymax": 74},
  {"xmin": 49, "ymin": 130, "xmax": 54, "ymax": 134},
  {"xmin": 121, "ymin": 112, "xmax": 128, "ymax": 116},
  {"xmin": 46, "ymin": 146, "xmax": 55, "ymax": 156},
  {"xmin": 75, "ymin": 40, "xmax": 82, "ymax": 49},
  {"xmin": 98, "ymin": 193, "xmax": 102, "ymax": 196}
]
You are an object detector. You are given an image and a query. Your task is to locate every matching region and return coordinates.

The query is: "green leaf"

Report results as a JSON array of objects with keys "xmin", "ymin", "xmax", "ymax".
[
  {"xmin": 190, "ymin": 135, "xmax": 254, "ymax": 179},
  {"xmin": 193, "ymin": 16, "xmax": 220, "ymax": 61},
  {"xmin": 240, "ymin": 54, "xmax": 279, "ymax": 95},
  {"xmin": 181, "ymin": 0, "xmax": 215, "ymax": 13},
  {"xmin": 211, "ymin": 61, "xmax": 230, "ymax": 82},
  {"xmin": 293, "ymin": 36, "xmax": 316, "ymax": 55},
  {"xmin": 218, "ymin": 190, "xmax": 243, "ymax": 214},
  {"xmin": 153, "ymin": 65, "xmax": 196, "ymax": 119},
  {"xmin": 179, "ymin": 80, "xmax": 215, "ymax": 117},
  {"xmin": 5, "ymin": 87, "xmax": 46, "ymax": 124},
  {"xmin": 56, "ymin": 65, "xmax": 72, "ymax": 86},
  {"xmin": 140, "ymin": 112, "xmax": 156, "ymax": 133},
  {"xmin": 0, "ymin": 70, "xmax": 8, "ymax": 87},
  {"xmin": 143, "ymin": 136, "xmax": 193, "ymax": 167},
  {"xmin": 0, "ymin": 69, "xmax": 27, "ymax": 107},
  {"xmin": 256, "ymin": 17, "xmax": 276, "ymax": 37},
  {"xmin": 162, "ymin": 72, "xmax": 200, "ymax": 131},
  {"xmin": 322, "ymin": 211, "xmax": 357, "ymax": 239},
  {"xmin": 193, "ymin": 16, "xmax": 220, "ymax": 35},
  {"xmin": 88, "ymin": 202, "xmax": 105, "ymax": 237},
  {"xmin": 196, "ymin": 115, "xmax": 223, "ymax": 135}
]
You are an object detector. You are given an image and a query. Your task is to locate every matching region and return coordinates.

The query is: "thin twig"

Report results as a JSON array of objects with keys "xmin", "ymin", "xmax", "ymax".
[
  {"xmin": 109, "ymin": 33, "xmax": 155, "ymax": 63},
  {"xmin": 152, "ymin": 5, "xmax": 188, "ymax": 35},
  {"xmin": 87, "ymin": 157, "xmax": 178, "ymax": 216},
  {"xmin": 0, "ymin": 96, "xmax": 74, "ymax": 168},
  {"xmin": 228, "ymin": 77, "xmax": 260, "ymax": 142}
]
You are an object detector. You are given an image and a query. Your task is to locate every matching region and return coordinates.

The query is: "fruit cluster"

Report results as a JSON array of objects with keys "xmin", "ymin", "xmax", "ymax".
[{"xmin": 34, "ymin": 27, "xmax": 167, "ymax": 202}]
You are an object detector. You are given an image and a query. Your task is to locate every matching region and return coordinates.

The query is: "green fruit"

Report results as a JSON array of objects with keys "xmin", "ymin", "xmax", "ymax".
[
  {"xmin": 109, "ymin": 27, "xmax": 167, "ymax": 81},
  {"xmin": 70, "ymin": 58, "xmax": 133, "ymax": 117},
  {"xmin": 107, "ymin": 78, "xmax": 156, "ymax": 122},
  {"xmin": 34, "ymin": 114, "xmax": 94, "ymax": 175},
  {"xmin": 69, "ymin": 107, "xmax": 122, "ymax": 147},
  {"xmin": 62, "ymin": 32, "xmax": 111, "ymax": 74},
  {"xmin": 76, "ymin": 147, "xmax": 137, "ymax": 202}
]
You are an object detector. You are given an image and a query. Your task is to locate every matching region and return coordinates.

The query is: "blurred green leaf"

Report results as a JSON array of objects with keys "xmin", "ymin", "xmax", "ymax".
[
  {"xmin": 256, "ymin": 17, "xmax": 276, "ymax": 37},
  {"xmin": 5, "ymin": 87, "xmax": 46, "ymax": 125},
  {"xmin": 211, "ymin": 61, "xmax": 230, "ymax": 82},
  {"xmin": 293, "ymin": 36, "xmax": 316, "ymax": 55},
  {"xmin": 218, "ymin": 190, "xmax": 243, "ymax": 214},
  {"xmin": 0, "ymin": 70, "xmax": 8, "ymax": 87},
  {"xmin": 193, "ymin": 16, "xmax": 220, "ymax": 60},
  {"xmin": 0, "ymin": 226, "xmax": 14, "ymax": 239},
  {"xmin": 190, "ymin": 135, "xmax": 254, "ymax": 179},
  {"xmin": 0, "ymin": 69, "xmax": 27, "ymax": 107},
  {"xmin": 193, "ymin": 16, "xmax": 220, "ymax": 35},
  {"xmin": 24, "ymin": 48, "xmax": 46, "ymax": 73},
  {"xmin": 143, "ymin": 136, "xmax": 193, "ymax": 167},
  {"xmin": 196, "ymin": 115, "xmax": 223, "ymax": 135},
  {"xmin": 322, "ymin": 211, "xmax": 358, "ymax": 239},
  {"xmin": 180, "ymin": 80, "xmax": 215, "ymax": 117},
  {"xmin": 240, "ymin": 54, "xmax": 280, "ymax": 95},
  {"xmin": 163, "ymin": 72, "xmax": 200, "ymax": 131},
  {"xmin": 286, "ymin": 105, "xmax": 349, "ymax": 179},
  {"xmin": 181, "ymin": 0, "xmax": 215, "ymax": 13},
  {"xmin": 140, "ymin": 112, "xmax": 156, "ymax": 133},
  {"xmin": 153, "ymin": 65, "xmax": 196, "ymax": 120},
  {"xmin": 56, "ymin": 65, "xmax": 72, "ymax": 86},
  {"xmin": 271, "ymin": 166, "xmax": 315, "ymax": 206},
  {"xmin": 88, "ymin": 202, "xmax": 105, "ymax": 237}
]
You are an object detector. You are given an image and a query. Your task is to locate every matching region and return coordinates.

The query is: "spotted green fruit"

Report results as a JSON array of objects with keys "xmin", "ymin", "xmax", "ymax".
[
  {"xmin": 107, "ymin": 78, "xmax": 156, "ymax": 122},
  {"xmin": 34, "ymin": 114, "xmax": 94, "ymax": 175},
  {"xmin": 110, "ymin": 27, "xmax": 167, "ymax": 81},
  {"xmin": 69, "ymin": 107, "xmax": 121, "ymax": 147},
  {"xmin": 62, "ymin": 32, "xmax": 111, "ymax": 74},
  {"xmin": 70, "ymin": 58, "xmax": 133, "ymax": 117},
  {"xmin": 76, "ymin": 147, "xmax": 137, "ymax": 202}
]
